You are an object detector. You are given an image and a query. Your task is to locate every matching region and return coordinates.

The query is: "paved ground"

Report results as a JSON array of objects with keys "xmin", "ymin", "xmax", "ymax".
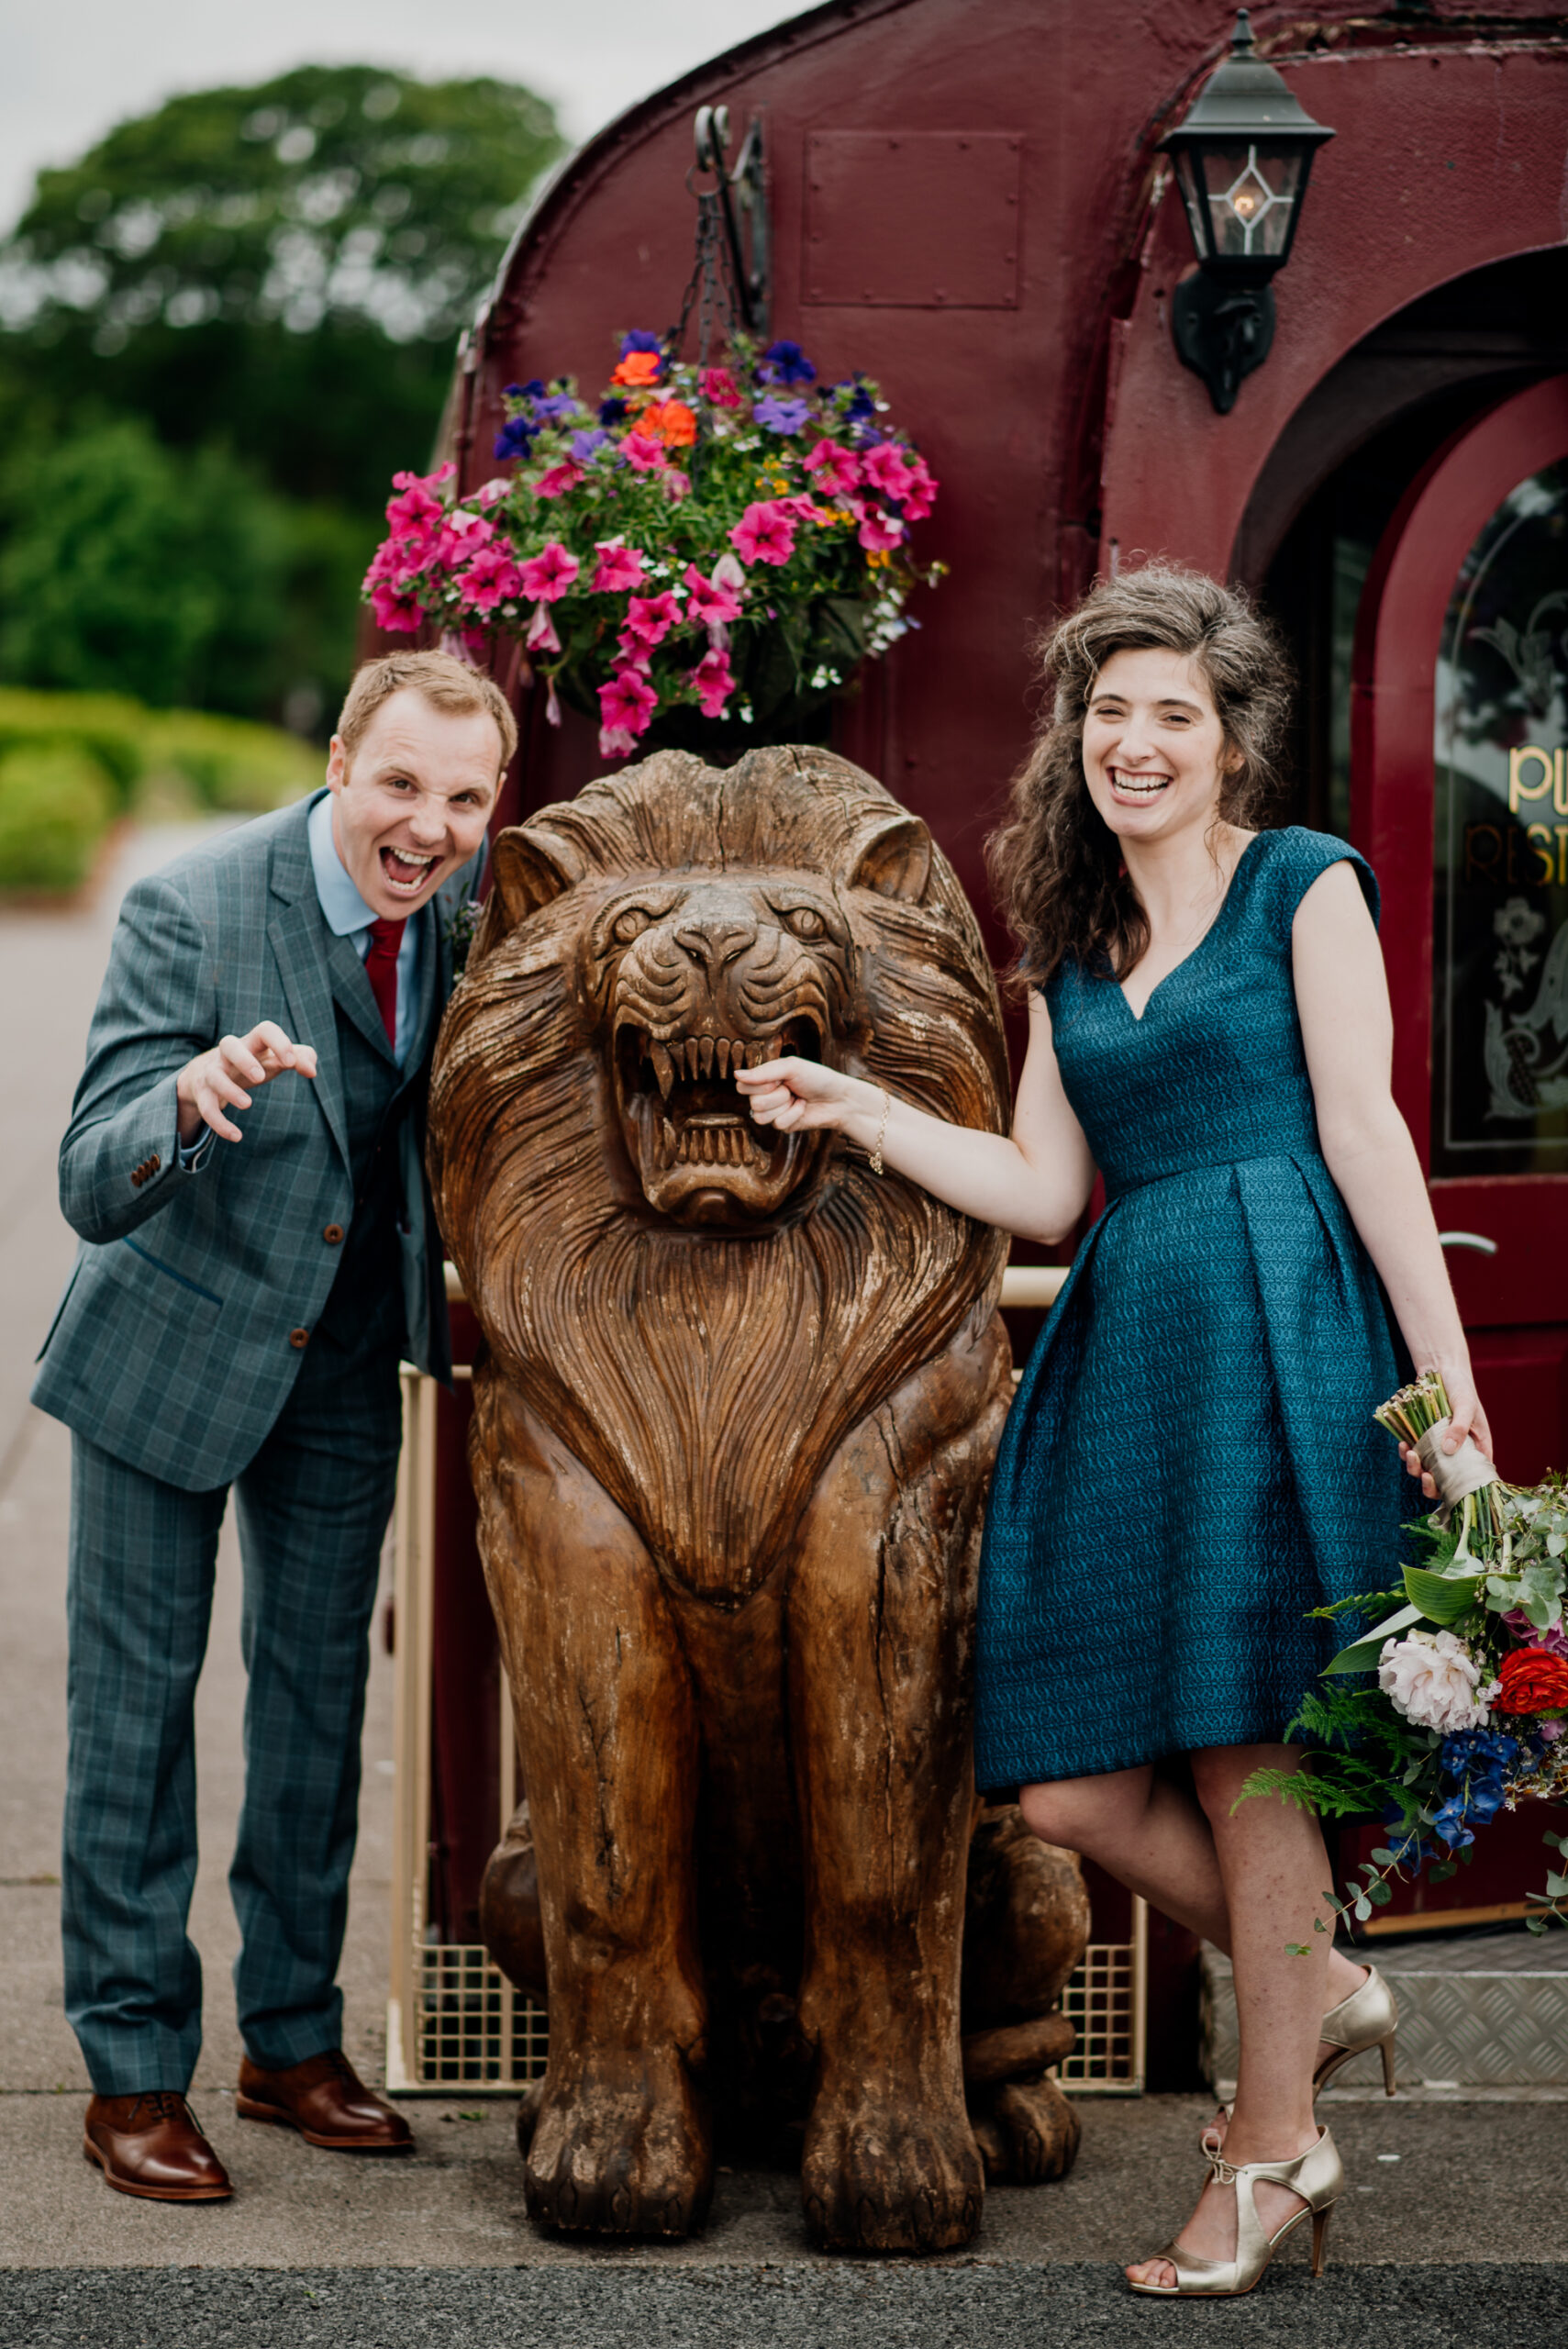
[{"xmin": 2, "ymin": 831, "xmax": 1566, "ymax": 2346}]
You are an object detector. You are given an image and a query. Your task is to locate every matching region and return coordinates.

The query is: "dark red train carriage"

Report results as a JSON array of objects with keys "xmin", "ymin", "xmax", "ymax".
[{"xmin": 389, "ymin": 0, "xmax": 1568, "ymax": 2091}]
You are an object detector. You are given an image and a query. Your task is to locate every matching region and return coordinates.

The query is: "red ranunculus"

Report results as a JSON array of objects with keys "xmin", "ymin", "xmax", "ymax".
[{"xmin": 1497, "ymin": 1646, "xmax": 1568, "ymax": 1715}]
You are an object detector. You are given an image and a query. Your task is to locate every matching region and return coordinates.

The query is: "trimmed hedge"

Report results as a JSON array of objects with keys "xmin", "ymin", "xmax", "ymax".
[
  {"xmin": 0, "ymin": 688, "xmax": 319, "ymax": 895},
  {"xmin": 0, "ymin": 743, "xmax": 116, "ymax": 894}
]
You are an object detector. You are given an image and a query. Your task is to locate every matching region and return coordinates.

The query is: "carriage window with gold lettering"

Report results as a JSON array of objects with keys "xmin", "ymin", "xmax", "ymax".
[{"xmin": 1433, "ymin": 458, "xmax": 1568, "ymax": 1178}]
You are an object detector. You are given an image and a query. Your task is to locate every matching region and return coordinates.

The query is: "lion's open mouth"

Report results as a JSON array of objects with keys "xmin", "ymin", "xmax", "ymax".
[{"xmin": 615, "ymin": 1018, "xmax": 821, "ymax": 1174}]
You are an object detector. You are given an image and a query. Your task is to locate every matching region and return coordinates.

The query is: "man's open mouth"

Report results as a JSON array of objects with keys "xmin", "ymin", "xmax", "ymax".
[
  {"xmin": 615, "ymin": 1017, "xmax": 822, "ymax": 1174},
  {"xmin": 381, "ymin": 845, "xmax": 441, "ymax": 894}
]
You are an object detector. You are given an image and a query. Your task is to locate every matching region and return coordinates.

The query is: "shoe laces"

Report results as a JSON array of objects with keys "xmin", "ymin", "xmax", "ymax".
[{"xmin": 126, "ymin": 2090, "xmax": 200, "ymax": 2131}]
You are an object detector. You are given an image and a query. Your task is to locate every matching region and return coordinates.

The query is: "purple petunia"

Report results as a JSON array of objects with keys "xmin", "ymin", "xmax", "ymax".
[
  {"xmin": 754, "ymin": 395, "xmax": 810, "ymax": 436},
  {"xmin": 571, "ymin": 428, "xmax": 613, "ymax": 462},
  {"xmin": 619, "ymin": 329, "xmax": 664, "ymax": 357},
  {"xmin": 494, "ymin": 415, "xmax": 539, "ymax": 462},
  {"xmin": 759, "ymin": 339, "xmax": 817, "ymax": 387}
]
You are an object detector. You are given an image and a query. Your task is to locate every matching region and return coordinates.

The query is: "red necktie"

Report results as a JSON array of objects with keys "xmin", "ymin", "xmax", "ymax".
[{"xmin": 364, "ymin": 917, "xmax": 406, "ymax": 1046}]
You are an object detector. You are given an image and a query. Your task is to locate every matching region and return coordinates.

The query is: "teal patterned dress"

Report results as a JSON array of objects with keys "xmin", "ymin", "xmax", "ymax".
[{"xmin": 974, "ymin": 827, "xmax": 1408, "ymax": 1791}]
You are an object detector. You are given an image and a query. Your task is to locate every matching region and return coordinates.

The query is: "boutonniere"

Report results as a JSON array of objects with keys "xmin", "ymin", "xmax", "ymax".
[{"xmin": 444, "ymin": 896, "xmax": 484, "ymax": 974}]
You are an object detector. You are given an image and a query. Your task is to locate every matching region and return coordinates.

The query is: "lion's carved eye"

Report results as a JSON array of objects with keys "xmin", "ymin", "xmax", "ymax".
[
  {"xmin": 784, "ymin": 906, "xmax": 826, "ymax": 941},
  {"xmin": 612, "ymin": 907, "xmax": 651, "ymax": 944}
]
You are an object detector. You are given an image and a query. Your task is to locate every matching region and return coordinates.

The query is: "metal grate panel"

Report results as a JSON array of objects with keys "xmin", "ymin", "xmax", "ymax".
[
  {"xmin": 414, "ymin": 1943, "xmax": 549, "ymax": 2088},
  {"xmin": 1058, "ymin": 1934, "xmax": 1142, "ymax": 2092}
]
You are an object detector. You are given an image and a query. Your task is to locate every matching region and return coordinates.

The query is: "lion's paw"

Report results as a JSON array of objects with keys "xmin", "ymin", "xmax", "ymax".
[
  {"xmin": 968, "ymin": 2071, "xmax": 1081, "ymax": 2186},
  {"xmin": 801, "ymin": 2085, "xmax": 984, "ymax": 2254},
  {"xmin": 522, "ymin": 2048, "xmax": 712, "ymax": 2238}
]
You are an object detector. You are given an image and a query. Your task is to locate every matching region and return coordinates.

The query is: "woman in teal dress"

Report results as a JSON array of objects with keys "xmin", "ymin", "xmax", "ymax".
[{"xmin": 738, "ymin": 564, "xmax": 1492, "ymax": 2299}]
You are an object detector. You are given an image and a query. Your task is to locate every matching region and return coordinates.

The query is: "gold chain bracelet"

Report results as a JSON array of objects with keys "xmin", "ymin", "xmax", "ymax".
[{"xmin": 869, "ymin": 1088, "xmax": 891, "ymax": 1176}]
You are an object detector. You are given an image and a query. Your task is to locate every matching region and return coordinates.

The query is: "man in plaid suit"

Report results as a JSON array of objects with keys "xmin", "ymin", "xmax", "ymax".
[{"xmin": 34, "ymin": 651, "xmax": 512, "ymax": 2200}]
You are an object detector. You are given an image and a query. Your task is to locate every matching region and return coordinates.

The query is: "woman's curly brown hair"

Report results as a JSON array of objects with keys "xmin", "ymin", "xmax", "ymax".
[{"xmin": 986, "ymin": 562, "xmax": 1293, "ymax": 991}]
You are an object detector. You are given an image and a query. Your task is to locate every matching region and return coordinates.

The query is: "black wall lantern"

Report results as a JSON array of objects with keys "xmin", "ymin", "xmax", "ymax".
[{"xmin": 1158, "ymin": 11, "xmax": 1335, "ymax": 414}]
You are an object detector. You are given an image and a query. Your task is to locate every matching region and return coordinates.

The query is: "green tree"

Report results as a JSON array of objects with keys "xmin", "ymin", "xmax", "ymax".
[
  {"xmin": 0, "ymin": 419, "xmax": 295, "ymax": 713},
  {"xmin": 0, "ymin": 66, "xmax": 563, "ymax": 510}
]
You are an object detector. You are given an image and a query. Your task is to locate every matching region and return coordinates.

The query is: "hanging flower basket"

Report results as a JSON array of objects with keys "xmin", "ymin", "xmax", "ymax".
[{"xmin": 361, "ymin": 332, "xmax": 942, "ymax": 759}]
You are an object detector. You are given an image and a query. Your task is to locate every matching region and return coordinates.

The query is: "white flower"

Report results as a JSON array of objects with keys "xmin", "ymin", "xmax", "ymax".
[
  {"xmin": 1378, "ymin": 1629, "xmax": 1500, "ymax": 1732},
  {"xmin": 1494, "ymin": 896, "xmax": 1546, "ymax": 949}
]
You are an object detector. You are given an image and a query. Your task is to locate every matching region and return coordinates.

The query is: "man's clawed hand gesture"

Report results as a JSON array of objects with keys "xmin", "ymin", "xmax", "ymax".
[{"xmin": 175, "ymin": 1022, "xmax": 317, "ymax": 1144}]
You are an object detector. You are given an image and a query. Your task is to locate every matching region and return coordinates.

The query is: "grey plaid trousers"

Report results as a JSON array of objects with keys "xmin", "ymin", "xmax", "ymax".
[{"xmin": 62, "ymin": 1337, "xmax": 400, "ymax": 2094}]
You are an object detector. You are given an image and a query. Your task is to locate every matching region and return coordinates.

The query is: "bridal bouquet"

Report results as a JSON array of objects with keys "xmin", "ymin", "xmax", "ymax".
[
  {"xmin": 361, "ymin": 330, "xmax": 942, "ymax": 757},
  {"xmin": 1247, "ymin": 1373, "xmax": 1568, "ymax": 1932}
]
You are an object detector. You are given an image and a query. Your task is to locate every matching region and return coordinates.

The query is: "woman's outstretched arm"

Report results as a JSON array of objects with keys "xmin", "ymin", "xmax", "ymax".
[
  {"xmin": 1294, "ymin": 860, "xmax": 1492, "ymax": 1488},
  {"xmin": 734, "ymin": 988, "xmax": 1096, "ymax": 1246}
]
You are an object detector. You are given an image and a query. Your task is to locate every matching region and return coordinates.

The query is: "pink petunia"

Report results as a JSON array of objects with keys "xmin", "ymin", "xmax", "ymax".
[
  {"xmin": 663, "ymin": 469, "xmax": 691, "ymax": 502},
  {"xmin": 459, "ymin": 544, "xmax": 524, "ymax": 611},
  {"xmin": 899, "ymin": 452, "xmax": 939, "ymax": 521},
  {"xmin": 533, "ymin": 458, "xmax": 585, "ymax": 500},
  {"xmin": 690, "ymin": 647, "xmax": 736, "ymax": 719},
  {"xmin": 683, "ymin": 564, "xmax": 743, "ymax": 627},
  {"xmin": 368, "ymin": 577, "xmax": 423, "ymax": 633},
  {"xmin": 518, "ymin": 541, "xmax": 580, "ymax": 601},
  {"xmin": 438, "ymin": 511, "xmax": 495, "ymax": 567},
  {"xmin": 619, "ymin": 435, "xmax": 667, "ymax": 473},
  {"xmin": 598, "ymin": 666, "xmax": 658, "ymax": 756},
  {"xmin": 699, "ymin": 366, "xmax": 743, "ymax": 409},
  {"xmin": 620, "ymin": 590, "xmax": 683, "ymax": 649},
  {"xmin": 857, "ymin": 509, "xmax": 905, "ymax": 553},
  {"xmin": 712, "ymin": 552, "xmax": 747, "ymax": 594},
  {"xmin": 729, "ymin": 500, "xmax": 797, "ymax": 568},
  {"xmin": 385, "ymin": 462, "xmax": 454, "ymax": 533},
  {"xmin": 592, "ymin": 540, "xmax": 647, "ymax": 594},
  {"xmin": 860, "ymin": 441, "xmax": 913, "ymax": 498},
  {"xmin": 803, "ymin": 440, "xmax": 862, "ymax": 498},
  {"xmin": 526, "ymin": 602, "xmax": 562, "ymax": 652}
]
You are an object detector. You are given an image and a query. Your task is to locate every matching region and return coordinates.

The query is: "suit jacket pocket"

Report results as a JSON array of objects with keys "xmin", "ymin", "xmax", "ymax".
[{"xmin": 97, "ymin": 1235, "xmax": 224, "ymax": 1319}]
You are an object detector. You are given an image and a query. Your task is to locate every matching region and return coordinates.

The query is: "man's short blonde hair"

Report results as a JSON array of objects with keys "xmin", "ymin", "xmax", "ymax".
[{"xmin": 336, "ymin": 651, "xmax": 518, "ymax": 775}]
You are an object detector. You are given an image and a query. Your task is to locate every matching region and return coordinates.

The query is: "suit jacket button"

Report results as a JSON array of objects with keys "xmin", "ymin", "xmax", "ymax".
[
  {"xmin": 323, "ymin": 1224, "xmax": 344, "ymax": 1245},
  {"xmin": 289, "ymin": 1327, "xmax": 311, "ymax": 1349},
  {"xmin": 148, "ymin": 1153, "xmax": 161, "ymax": 1174}
]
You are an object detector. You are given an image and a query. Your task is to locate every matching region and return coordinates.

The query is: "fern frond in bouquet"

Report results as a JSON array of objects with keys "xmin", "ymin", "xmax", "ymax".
[{"xmin": 1242, "ymin": 1372, "xmax": 1568, "ymax": 1933}]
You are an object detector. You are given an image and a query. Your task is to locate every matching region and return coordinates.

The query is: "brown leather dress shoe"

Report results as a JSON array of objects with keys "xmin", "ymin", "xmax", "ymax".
[
  {"xmin": 236, "ymin": 2049, "xmax": 413, "ymax": 2153},
  {"xmin": 83, "ymin": 2091, "xmax": 234, "ymax": 2201}
]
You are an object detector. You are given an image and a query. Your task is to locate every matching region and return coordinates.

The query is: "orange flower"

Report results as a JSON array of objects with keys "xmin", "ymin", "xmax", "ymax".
[
  {"xmin": 634, "ymin": 399, "xmax": 698, "ymax": 448},
  {"xmin": 611, "ymin": 351, "xmax": 662, "ymax": 388}
]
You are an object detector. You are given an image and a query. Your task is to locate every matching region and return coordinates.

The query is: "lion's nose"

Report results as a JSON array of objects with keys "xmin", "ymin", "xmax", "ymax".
[{"xmin": 673, "ymin": 919, "xmax": 755, "ymax": 969}]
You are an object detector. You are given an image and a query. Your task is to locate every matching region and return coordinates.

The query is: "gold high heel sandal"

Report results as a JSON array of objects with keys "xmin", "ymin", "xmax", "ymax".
[
  {"xmin": 1129, "ymin": 2125, "xmax": 1344, "ymax": 2299},
  {"xmin": 1315, "ymin": 1963, "xmax": 1398, "ymax": 2097},
  {"xmin": 1203, "ymin": 1963, "xmax": 1399, "ymax": 2150}
]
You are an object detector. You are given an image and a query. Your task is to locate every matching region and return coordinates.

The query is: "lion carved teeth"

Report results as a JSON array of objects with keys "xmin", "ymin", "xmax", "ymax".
[
  {"xmin": 716, "ymin": 1039, "xmax": 731, "ymax": 1077},
  {"xmin": 651, "ymin": 1042, "xmax": 674, "ymax": 1100}
]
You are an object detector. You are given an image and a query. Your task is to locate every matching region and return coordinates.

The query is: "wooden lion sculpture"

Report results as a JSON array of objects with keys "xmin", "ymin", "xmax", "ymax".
[{"xmin": 428, "ymin": 746, "xmax": 1088, "ymax": 2253}]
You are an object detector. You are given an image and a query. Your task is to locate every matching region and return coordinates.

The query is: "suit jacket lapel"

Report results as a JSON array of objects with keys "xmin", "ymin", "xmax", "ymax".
[
  {"xmin": 324, "ymin": 927, "xmax": 400, "ymax": 1066},
  {"xmin": 268, "ymin": 799, "xmax": 350, "ymax": 1171}
]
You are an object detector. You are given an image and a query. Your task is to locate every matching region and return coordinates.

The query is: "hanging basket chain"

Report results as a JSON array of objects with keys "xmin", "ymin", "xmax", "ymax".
[{"xmin": 667, "ymin": 173, "xmax": 746, "ymax": 370}]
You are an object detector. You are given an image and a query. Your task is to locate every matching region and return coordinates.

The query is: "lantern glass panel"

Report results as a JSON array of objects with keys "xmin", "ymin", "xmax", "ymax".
[{"xmin": 1194, "ymin": 141, "xmax": 1307, "ymax": 263}]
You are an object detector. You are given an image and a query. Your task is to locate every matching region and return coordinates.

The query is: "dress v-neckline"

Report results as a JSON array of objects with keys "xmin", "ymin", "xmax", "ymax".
[{"xmin": 1115, "ymin": 832, "xmax": 1264, "ymax": 1024}]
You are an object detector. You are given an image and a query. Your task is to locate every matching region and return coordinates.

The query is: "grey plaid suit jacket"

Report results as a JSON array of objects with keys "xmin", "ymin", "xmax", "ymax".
[{"xmin": 33, "ymin": 790, "xmax": 483, "ymax": 1490}]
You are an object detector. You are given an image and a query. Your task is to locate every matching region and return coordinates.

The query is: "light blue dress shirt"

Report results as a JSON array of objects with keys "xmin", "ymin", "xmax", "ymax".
[
  {"xmin": 179, "ymin": 790, "xmax": 426, "ymax": 1168},
  {"xmin": 306, "ymin": 787, "xmax": 423, "ymax": 1066}
]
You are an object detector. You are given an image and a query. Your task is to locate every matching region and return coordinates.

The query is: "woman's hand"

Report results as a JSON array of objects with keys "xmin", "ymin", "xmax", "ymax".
[
  {"xmin": 735, "ymin": 1056, "xmax": 882, "ymax": 1144},
  {"xmin": 1399, "ymin": 1361, "xmax": 1495, "ymax": 1498}
]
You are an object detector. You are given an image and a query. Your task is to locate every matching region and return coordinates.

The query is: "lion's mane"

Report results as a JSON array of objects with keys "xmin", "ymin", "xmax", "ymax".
[{"xmin": 429, "ymin": 746, "xmax": 1011, "ymax": 1601}]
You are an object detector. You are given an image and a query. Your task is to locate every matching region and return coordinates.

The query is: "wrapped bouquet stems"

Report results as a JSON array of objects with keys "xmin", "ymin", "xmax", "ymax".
[{"xmin": 1244, "ymin": 1374, "xmax": 1568, "ymax": 1934}]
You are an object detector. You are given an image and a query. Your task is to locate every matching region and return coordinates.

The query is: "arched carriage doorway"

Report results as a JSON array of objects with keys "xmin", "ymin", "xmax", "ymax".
[{"xmin": 1241, "ymin": 256, "xmax": 1568, "ymax": 1929}]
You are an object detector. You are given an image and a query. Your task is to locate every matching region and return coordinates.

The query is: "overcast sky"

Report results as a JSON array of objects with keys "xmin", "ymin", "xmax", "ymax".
[{"xmin": 0, "ymin": 0, "xmax": 806, "ymax": 235}]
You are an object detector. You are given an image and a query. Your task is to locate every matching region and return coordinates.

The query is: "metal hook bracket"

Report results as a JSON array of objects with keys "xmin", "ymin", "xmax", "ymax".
[{"xmin": 690, "ymin": 105, "xmax": 769, "ymax": 341}]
